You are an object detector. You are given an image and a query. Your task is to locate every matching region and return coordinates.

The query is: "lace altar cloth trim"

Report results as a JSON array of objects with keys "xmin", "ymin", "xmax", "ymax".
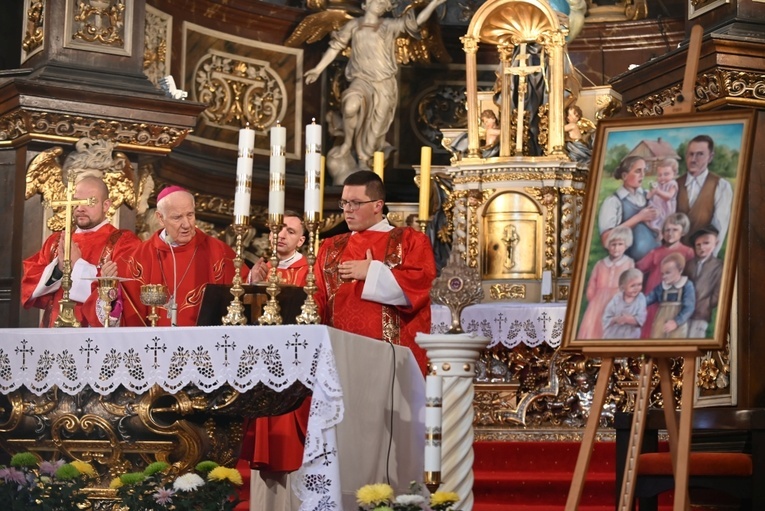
[
  {"xmin": 430, "ymin": 303, "xmax": 567, "ymax": 348},
  {"xmin": 0, "ymin": 324, "xmax": 343, "ymax": 511}
]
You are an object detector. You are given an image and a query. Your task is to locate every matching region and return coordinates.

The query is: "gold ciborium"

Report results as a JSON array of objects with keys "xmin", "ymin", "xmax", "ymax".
[
  {"xmin": 96, "ymin": 277, "xmax": 119, "ymax": 328},
  {"xmin": 140, "ymin": 284, "xmax": 169, "ymax": 327}
]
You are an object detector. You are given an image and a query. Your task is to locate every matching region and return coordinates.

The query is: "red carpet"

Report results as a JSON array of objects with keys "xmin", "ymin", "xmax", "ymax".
[{"xmin": 473, "ymin": 440, "xmax": 616, "ymax": 511}]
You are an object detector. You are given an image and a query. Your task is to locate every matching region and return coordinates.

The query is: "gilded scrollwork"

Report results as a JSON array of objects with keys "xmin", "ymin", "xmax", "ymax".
[
  {"xmin": 525, "ymin": 186, "xmax": 557, "ymax": 272},
  {"xmin": 489, "ymin": 284, "xmax": 525, "ymax": 300},
  {"xmin": 195, "ymin": 52, "xmax": 287, "ymax": 132},
  {"xmin": 21, "ymin": 0, "xmax": 44, "ymax": 59},
  {"xmin": 71, "ymin": 0, "xmax": 126, "ymax": 48},
  {"xmin": 143, "ymin": 5, "xmax": 171, "ymax": 86},
  {"xmin": 468, "ymin": 189, "xmax": 492, "ymax": 269}
]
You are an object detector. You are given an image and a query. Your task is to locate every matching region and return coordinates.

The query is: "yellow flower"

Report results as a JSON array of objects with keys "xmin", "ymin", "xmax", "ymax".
[
  {"xmin": 109, "ymin": 477, "xmax": 123, "ymax": 489},
  {"xmin": 430, "ymin": 491, "xmax": 460, "ymax": 506},
  {"xmin": 356, "ymin": 483, "xmax": 394, "ymax": 505},
  {"xmin": 207, "ymin": 466, "xmax": 243, "ymax": 486},
  {"xmin": 70, "ymin": 460, "xmax": 97, "ymax": 478}
]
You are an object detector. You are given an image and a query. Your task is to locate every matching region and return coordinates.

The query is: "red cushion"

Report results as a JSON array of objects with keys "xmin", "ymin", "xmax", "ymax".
[{"xmin": 638, "ymin": 452, "xmax": 752, "ymax": 476}]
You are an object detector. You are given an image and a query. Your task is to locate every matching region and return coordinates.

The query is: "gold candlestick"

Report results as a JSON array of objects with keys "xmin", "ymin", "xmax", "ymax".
[
  {"xmin": 140, "ymin": 284, "xmax": 168, "ymax": 327},
  {"xmin": 96, "ymin": 277, "xmax": 119, "ymax": 328},
  {"xmin": 258, "ymin": 215, "xmax": 283, "ymax": 325},
  {"xmin": 417, "ymin": 218, "xmax": 429, "ymax": 234},
  {"xmin": 222, "ymin": 222, "xmax": 248, "ymax": 325},
  {"xmin": 296, "ymin": 214, "xmax": 320, "ymax": 325}
]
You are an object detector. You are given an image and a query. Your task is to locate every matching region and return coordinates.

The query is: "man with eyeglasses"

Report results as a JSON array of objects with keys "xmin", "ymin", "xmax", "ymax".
[{"xmin": 314, "ymin": 170, "xmax": 437, "ymax": 373}]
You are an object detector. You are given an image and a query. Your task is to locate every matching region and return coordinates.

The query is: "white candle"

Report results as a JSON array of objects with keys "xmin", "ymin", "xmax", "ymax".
[
  {"xmin": 234, "ymin": 125, "xmax": 255, "ymax": 220},
  {"xmin": 373, "ymin": 151, "xmax": 385, "ymax": 181},
  {"xmin": 319, "ymin": 155, "xmax": 326, "ymax": 221},
  {"xmin": 418, "ymin": 146, "xmax": 432, "ymax": 221},
  {"xmin": 542, "ymin": 270, "xmax": 552, "ymax": 296},
  {"xmin": 424, "ymin": 374, "xmax": 442, "ymax": 472},
  {"xmin": 269, "ymin": 123, "xmax": 286, "ymax": 217},
  {"xmin": 305, "ymin": 120, "xmax": 322, "ymax": 216}
]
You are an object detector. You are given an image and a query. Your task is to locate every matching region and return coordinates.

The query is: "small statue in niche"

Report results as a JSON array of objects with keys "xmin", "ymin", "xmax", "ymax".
[
  {"xmin": 449, "ymin": 109, "xmax": 502, "ymax": 159},
  {"xmin": 563, "ymin": 104, "xmax": 595, "ymax": 165}
]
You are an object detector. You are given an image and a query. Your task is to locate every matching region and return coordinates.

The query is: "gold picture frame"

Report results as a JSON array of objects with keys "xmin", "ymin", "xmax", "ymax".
[{"xmin": 562, "ymin": 110, "xmax": 755, "ymax": 354}]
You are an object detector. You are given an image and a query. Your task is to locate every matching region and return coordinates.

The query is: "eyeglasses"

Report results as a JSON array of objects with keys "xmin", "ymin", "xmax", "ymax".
[{"xmin": 338, "ymin": 199, "xmax": 378, "ymax": 211}]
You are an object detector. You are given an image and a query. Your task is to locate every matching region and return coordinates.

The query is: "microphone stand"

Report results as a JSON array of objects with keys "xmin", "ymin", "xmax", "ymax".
[{"xmin": 165, "ymin": 232, "xmax": 178, "ymax": 326}]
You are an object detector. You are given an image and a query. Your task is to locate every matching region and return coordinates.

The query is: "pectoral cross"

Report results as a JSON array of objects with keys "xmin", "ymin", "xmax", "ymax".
[
  {"xmin": 504, "ymin": 43, "xmax": 544, "ymax": 156},
  {"xmin": 48, "ymin": 179, "xmax": 96, "ymax": 328}
]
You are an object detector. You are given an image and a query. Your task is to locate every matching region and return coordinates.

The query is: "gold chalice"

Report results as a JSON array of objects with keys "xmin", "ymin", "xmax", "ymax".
[
  {"xmin": 140, "ymin": 284, "xmax": 169, "ymax": 327},
  {"xmin": 96, "ymin": 277, "xmax": 119, "ymax": 328}
]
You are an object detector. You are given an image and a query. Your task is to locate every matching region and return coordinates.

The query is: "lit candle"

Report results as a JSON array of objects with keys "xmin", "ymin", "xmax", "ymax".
[
  {"xmin": 269, "ymin": 122, "xmax": 286, "ymax": 217},
  {"xmin": 234, "ymin": 124, "xmax": 255, "ymax": 221},
  {"xmin": 424, "ymin": 374, "xmax": 442, "ymax": 473},
  {"xmin": 305, "ymin": 120, "xmax": 322, "ymax": 219},
  {"xmin": 373, "ymin": 151, "xmax": 385, "ymax": 181},
  {"xmin": 418, "ymin": 146, "xmax": 432, "ymax": 221}
]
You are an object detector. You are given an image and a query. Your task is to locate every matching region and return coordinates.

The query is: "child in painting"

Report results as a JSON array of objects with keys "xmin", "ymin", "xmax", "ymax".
[
  {"xmin": 602, "ymin": 268, "xmax": 647, "ymax": 339},
  {"xmin": 636, "ymin": 212, "xmax": 695, "ymax": 338},
  {"xmin": 578, "ymin": 226, "xmax": 635, "ymax": 339},
  {"xmin": 684, "ymin": 226, "xmax": 723, "ymax": 338},
  {"xmin": 645, "ymin": 252, "xmax": 696, "ymax": 339},
  {"xmin": 646, "ymin": 158, "xmax": 679, "ymax": 236}
]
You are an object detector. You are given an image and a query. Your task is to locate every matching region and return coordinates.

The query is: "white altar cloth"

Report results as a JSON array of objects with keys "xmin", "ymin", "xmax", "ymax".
[
  {"xmin": 431, "ymin": 302, "xmax": 567, "ymax": 348},
  {"xmin": 0, "ymin": 325, "xmax": 424, "ymax": 511}
]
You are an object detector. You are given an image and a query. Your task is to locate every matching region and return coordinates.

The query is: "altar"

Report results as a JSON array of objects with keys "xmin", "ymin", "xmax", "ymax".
[{"xmin": 0, "ymin": 325, "xmax": 425, "ymax": 511}]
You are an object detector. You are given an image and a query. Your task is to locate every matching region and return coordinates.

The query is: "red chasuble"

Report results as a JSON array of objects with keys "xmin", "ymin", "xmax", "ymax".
[
  {"xmin": 241, "ymin": 259, "xmax": 311, "ymax": 472},
  {"xmin": 120, "ymin": 228, "xmax": 243, "ymax": 327},
  {"xmin": 21, "ymin": 224, "xmax": 140, "ymax": 327},
  {"xmin": 314, "ymin": 226, "xmax": 436, "ymax": 373}
]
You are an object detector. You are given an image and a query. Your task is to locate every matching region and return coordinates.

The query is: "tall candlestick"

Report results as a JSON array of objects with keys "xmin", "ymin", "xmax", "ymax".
[
  {"xmin": 319, "ymin": 156, "xmax": 326, "ymax": 221},
  {"xmin": 373, "ymin": 151, "xmax": 385, "ymax": 181},
  {"xmin": 305, "ymin": 120, "xmax": 322, "ymax": 219},
  {"xmin": 419, "ymin": 146, "xmax": 432, "ymax": 221},
  {"xmin": 269, "ymin": 122, "xmax": 286, "ymax": 217},
  {"xmin": 234, "ymin": 124, "xmax": 255, "ymax": 222}
]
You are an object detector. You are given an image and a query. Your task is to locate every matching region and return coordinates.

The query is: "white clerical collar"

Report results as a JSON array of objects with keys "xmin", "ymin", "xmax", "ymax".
[
  {"xmin": 352, "ymin": 217, "xmax": 394, "ymax": 234},
  {"xmin": 160, "ymin": 229, "xmax": 180, "ymax": 247},
  {"xmin": 75, "ymin": 219, "xmax": 109, "ymax": 234},
  {"xmin": 278, "ymin": 251, "xmax": 303, "ymax": 269}
]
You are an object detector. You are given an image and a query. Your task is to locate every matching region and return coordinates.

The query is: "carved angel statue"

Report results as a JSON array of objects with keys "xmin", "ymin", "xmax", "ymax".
[
  {"xmin": 288, "ymin": 0, "xmax": 449, "ymax": 183},
  {"xmin": 25, "ymin": 138, "xmax": 136, "ymax": 231}
]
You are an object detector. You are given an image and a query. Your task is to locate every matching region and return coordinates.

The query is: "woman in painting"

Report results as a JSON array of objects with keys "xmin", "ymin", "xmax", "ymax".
[{"xmin": 598, "ymin": 155, "xmax": 661, "ymax": 262}]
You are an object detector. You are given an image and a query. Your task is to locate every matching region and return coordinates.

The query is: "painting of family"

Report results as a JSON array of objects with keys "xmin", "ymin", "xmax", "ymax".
[{"xmin": 564, "ymin": 111, "xmax": 754, "ymax": 351}]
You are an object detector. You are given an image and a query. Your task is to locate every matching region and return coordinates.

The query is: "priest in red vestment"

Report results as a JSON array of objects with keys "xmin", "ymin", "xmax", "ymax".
[
  {"xmin": 21, "ymin": 176, "xmax": 141, "ymax": 327},
  {"xmin": 119, "ymin": 186, "xmax": 245, "ymax": 327},
  {"xmin": 314, "ymin": 170, "xmax": 437, "ymax": 374},
  {"xmin": 241, "ymin": 211, "xmax": 311, "ymax": 510}
]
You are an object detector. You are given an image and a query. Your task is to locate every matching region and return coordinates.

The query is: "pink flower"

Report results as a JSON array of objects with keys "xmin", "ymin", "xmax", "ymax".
[{"xmin": 153, "ymin": 487, "xmax": 175, "ymax": 505}]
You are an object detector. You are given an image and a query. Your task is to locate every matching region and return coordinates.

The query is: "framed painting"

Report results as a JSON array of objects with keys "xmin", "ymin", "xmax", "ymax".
[{"xmin": 562, "ymin": 110, "xmax": 755, "ymax": 354}]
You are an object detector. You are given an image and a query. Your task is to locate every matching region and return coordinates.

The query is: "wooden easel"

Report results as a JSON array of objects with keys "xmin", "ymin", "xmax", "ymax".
[{"xmin": 564, "ymin": 24, "xmax": 705, "ymax": 511}]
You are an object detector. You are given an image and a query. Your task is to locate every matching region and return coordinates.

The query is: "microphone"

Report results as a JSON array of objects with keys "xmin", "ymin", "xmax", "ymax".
[{"xmin": 164, "ymin": 232, "xmax": 178, "ymax": 326}]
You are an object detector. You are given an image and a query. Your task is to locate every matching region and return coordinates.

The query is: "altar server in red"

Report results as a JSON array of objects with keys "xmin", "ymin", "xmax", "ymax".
[
  {"xmin": 120, "ymin": 186, "xmax": 245, "ymax": 327},
  {"xmin": 22, "ymin": 176, "xmax": 140, "ymax": 327},
  {"xmin": 247, "ymin": 211, "xmax": 309, "ymax": 286},
  {"xmin": 314, "ymin": 170, "xmax": 437, "ymax": 373}
]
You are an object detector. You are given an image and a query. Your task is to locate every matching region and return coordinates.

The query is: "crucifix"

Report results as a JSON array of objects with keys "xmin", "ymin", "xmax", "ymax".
[
  {"xmin": 48, "ymin": 178, "xmax": 96, "ymax": 328},
  {"xmin": 504, "ymin": 43, "xmax": 544, "ymax": 156}
]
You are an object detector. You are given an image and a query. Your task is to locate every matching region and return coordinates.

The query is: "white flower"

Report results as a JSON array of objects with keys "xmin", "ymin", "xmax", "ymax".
[
  {"xmin": 394, "ymin": 494, "xmax": 428, "ymax": 506},
  {"xmin": 173, "ymin": 472, "xmax": 205, "ymax": 491}
]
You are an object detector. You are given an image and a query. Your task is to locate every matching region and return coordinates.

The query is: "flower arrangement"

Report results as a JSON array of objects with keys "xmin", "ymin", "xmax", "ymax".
[
  {"xmin": 356, "ymin": 482, "xmax": 461, "ymax": 511},
  {"xmin": 111, "ymin": 460, "xmax": 243, "ymax": 511},
  {"xmin": 0, "ymin": 452, "xmax": 96, "ymax": 511}
]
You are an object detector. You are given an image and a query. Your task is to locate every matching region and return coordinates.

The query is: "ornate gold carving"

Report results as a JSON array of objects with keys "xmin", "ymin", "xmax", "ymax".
[
  {"xmin": 144, "ymin": 5, "xmax": 171, "ymax": 86},
  {"xmin": 525, "ymin": 186, "xmax": 558, "ymax": 272},
  {"xmin": 22, "ymin": 0, "xmax": 44, "ymax": 58},
  {"xmin": 452, "ymin": 170, "xmax": 587, "ymax": 185},
  {"xmin": 558, "ymin": 284, "xmax": 569, "ymax": 300},
  {"xmin": 489, "ymin": 283, "xmax": 525, "ymax": 300},
  {"xmin": 460, "ymin": 35, "xmax": 478, "ymax": 54},
  {"xmin": 468, "ymin": 189, "xmax": 492, "ymax": 268},
  {"xmin": 630, "ymin": 70, "xmax": 765, "ymax": 118},
  {"xmin": 195, "ymin": 53, "xmax": 287, "ymax": 131},
  {"xmin": 0, "ymin": 111, "xmax": 189, "ymax": 151},
  {"xmin": 72, "ymin": 0, "xmax": 126, "ymax": 47}
]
